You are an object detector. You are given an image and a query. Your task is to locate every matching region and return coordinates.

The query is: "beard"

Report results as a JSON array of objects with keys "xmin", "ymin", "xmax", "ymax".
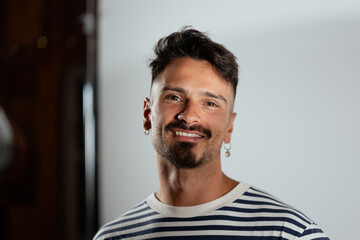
[
  {"xmin": 153, "ymin": 121, "xmax": 214, "ymax": 169},
  {"xmin": 161, "ymin": 141, "xmax": 201, "ymax": 169}
]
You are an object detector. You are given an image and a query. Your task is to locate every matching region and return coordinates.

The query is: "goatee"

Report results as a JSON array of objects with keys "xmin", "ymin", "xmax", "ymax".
[{"xmin": 156, "ymin": 121, "xmax": 212, "ymax": 169}]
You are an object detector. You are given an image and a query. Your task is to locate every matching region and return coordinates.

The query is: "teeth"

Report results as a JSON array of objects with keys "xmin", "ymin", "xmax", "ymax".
[{"xmin": 175, "ymin": 131, "xmax": 201, "ymax": 138}]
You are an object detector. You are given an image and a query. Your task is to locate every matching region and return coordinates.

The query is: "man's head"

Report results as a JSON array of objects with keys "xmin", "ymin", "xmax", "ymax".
[
  {"xmin": 144, "ymin": 28, "xmax": 239, "ymax": 169},
  {"xmin": 149, "ymin": 27, "xmax": 238, "ymax": 98}
]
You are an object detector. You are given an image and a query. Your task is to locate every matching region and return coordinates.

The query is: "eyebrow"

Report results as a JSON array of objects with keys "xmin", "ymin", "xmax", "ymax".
[
  {"xmin": 200, "ymin": 91, "xmax": 227, "ymax": 104},
  {"xmin": 162, "ymin": 86, "xmax": 227, "ymax": 104},
  {"xmin": 162, "ymin": 86, "xmax": 186, "ymax": 94}
]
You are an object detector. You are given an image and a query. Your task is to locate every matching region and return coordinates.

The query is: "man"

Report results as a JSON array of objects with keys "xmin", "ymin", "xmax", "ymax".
[{"xmin": 94, "ymin": 28, "xmax": 329, "ymax": 239}]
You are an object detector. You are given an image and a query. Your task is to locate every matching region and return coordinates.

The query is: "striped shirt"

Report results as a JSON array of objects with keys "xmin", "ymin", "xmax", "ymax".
[{"xmin": 94, "ymin": 182, "xmax": 329, "ymax": 239}]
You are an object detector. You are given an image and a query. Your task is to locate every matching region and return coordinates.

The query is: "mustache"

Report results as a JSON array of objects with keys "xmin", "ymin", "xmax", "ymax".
[{"xmin": 165, "ymin": 121, "xmax": 212, "ymax": 139}]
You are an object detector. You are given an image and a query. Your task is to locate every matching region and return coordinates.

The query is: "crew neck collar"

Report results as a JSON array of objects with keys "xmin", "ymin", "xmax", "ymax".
[{"xmin": 146, "ymin": 182, "xmax": 250, "ymax": 217}]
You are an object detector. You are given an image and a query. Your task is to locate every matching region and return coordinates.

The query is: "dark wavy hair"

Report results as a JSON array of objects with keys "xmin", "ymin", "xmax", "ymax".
[{"xmin": 149, "ymin": 27, "xmax": 239, "ymax": 97}]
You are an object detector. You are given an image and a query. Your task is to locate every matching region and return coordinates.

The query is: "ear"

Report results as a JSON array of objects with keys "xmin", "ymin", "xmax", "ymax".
[
  {"xmin": 143, "ymin": 97, "xmax": 152, "ymax": 130},
  {"xmin": 224, "ymin": 112, "xmax": 236, "ymax": 143}
]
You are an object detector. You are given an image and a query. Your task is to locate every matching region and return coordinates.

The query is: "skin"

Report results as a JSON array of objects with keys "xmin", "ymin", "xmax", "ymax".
[{"xmin": 143, "ymin": 57, "xmax": 238, "ymax": 206}]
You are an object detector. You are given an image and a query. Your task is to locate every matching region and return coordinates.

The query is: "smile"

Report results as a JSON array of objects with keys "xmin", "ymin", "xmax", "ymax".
[{"xmin": 175, "ymin": 131, "xmax": 202, "ymax": 138}]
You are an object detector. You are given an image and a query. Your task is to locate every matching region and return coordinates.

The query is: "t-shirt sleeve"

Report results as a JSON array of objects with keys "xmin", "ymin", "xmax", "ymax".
[{"xmin": 299, "ymin": 223, "xmax": 330, "ymax": 240}]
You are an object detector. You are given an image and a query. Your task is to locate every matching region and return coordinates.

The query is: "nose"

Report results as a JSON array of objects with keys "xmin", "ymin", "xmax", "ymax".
[{"xmin": 176, "ymin": 101, "xmax": 200, "ymax": 125}]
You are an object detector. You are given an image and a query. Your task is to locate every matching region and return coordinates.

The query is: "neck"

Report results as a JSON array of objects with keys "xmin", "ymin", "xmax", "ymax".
[{"xmin": 155, "ymin": 154, "xmax": 238, "ymax": 206}]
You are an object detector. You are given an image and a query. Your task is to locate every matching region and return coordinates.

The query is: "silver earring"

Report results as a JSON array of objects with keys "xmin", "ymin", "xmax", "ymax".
[
  {"xmin": 224, "ymin": 142, "xmax": 231, "ymax": 157},
  {"xmin": 144, "ymin": 129, "xmax": 150, "ymax": 135}
]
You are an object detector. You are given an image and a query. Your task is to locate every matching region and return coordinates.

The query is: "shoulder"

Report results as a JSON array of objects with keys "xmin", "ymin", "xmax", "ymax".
[
  {"xmin": 300, "ymin": 224, "xmax": 329, "ymax": 239},
  {"xmin": 236, "ymin": 185, "xmax": 315, "ymax": 219},
  {"xmin": 92, "ymin": 200, "xmax": 157, "ymax": 240},
  {"xmin": 227, "ymin": 185, "xmax": 329, "ymax": 239}
]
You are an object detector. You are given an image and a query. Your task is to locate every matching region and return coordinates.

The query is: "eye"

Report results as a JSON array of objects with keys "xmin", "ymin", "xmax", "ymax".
[
  {"xmin": 165, "ymin": 94, "xmax": 182, "ymax": 102},
  {"xmin": 205, "ymin": 101, "xmax": 218, "ymax": 107}
]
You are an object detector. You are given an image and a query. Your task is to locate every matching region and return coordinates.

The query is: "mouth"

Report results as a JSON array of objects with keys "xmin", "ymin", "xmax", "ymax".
[
  {"xmin": 175, "ymin": 130, "xmax": 203, "ymax": 138},
  {"xmin": 172, "ymin": 129, "xmax": 204, "ymax": 142},
  {"xmin": 165, "ymin": 121, "xmax": 212, "ymax": 141}
]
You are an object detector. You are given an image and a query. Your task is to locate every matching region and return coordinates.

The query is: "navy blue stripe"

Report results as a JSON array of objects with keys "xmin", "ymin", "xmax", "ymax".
[
  {"xmin": 248, "ymin": 186, "xmax": 269, "ymax": 195},
  {"xmin": 244, "ymin": 190, "xmax": 312, "ymax": 225},
  {"xmin": 234, "ymin": 199, "xmax": 291, "ymax": 210},
  {"xmin": 244, "ymin": 190, "xmax": 299, "ymax": 212},
  {"xmin": 245, "ymin": 189, "xmax": 309, "ymax": 217},
  {"xmin": 142, "ymin": 215, "xmax": 305, "ymax": 230},
  {"xmin": 233, "ymin": 199, "xmax": 312, "ymax": 225},
  {"xmin": 123, "ymin": 206, "xmax": 151, "ymax": 217},
  {"xmin": 98, "ymin": 214, "xmax": 306, "ymax": 238},
  {"xmin": 248, "ymin": 187, "xmax": 282, "ymax": 200},
  {"xmin": 103, "ymin": 201, "xmax": 150, "ymax": 228},
  {"xmin": 302, "ymin": 227, "xmax": 324, "ymax": 236},
  {"xmin": 114, "ymin": 224, "xmax": 301, "ymax": 239},
  {"xmin": 220, "ymin": 206, "xmax": 310, "ymax": 225},
  {"xmin": 105, "ymin": 211, "xmax": 159, "ymax": 228},
  {"xmin": 123, "ymin": 204, "xmax": 151, "ymax": 217},
  {"xmin": 220, "ymin": 206, "xmax": 296, "ymax": 214},
  {"xmin": 245, "ymin": 190, "xmax": 290, "ymax": 206}
]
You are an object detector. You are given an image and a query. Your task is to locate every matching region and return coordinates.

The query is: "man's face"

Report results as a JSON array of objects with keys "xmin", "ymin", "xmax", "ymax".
[{"xmin": 145, "ymin": 57, "xmax": 236, "ymax": 169}]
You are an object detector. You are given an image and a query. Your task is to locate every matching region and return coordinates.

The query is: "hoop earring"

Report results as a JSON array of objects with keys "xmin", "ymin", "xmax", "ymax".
[
  {"xmin": 144, "ymin": 130, "xmax": 150, "ymax": 135},
  {"xmin": 224, "ymin": 142, "xmax": 231, "ymax": 157}
]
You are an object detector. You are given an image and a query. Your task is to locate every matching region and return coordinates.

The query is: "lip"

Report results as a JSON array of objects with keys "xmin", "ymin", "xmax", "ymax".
[{"xmin": 171, "ymin": 129, "xmax": 204, "ymax": 142}]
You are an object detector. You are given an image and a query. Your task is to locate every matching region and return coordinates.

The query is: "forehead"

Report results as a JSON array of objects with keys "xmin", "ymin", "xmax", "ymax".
[{"xmin": 151, "ymin": 57, "xmax": 234, "ymax": 100}]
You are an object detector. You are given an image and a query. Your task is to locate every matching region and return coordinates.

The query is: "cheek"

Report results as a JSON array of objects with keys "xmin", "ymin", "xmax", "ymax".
[
  {"xmin": 151, "ymin": 106, "xmax": 174, "ymax": 129},
  {"xmin": 158, "ymin": 105, "xmax": 181, "ymax": 121},
  {"xmin": 208, "ymin": 116, "xmax": 230, "ymax": 136}
]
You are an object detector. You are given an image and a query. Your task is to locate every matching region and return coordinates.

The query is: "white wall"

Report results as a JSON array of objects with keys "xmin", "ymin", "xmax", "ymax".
[{"xmin": 98, "ymin": 1, "xmax": 360, "ymax": 238}]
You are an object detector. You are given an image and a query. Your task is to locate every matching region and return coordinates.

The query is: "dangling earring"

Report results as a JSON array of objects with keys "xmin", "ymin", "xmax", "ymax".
[
  {"xmin": 144, "ymin": 129, "xmax": 150, "ymax": 135},
  {"xmin": 224, "ymin": 142, "xmax": 231, "ymax": 157}
]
